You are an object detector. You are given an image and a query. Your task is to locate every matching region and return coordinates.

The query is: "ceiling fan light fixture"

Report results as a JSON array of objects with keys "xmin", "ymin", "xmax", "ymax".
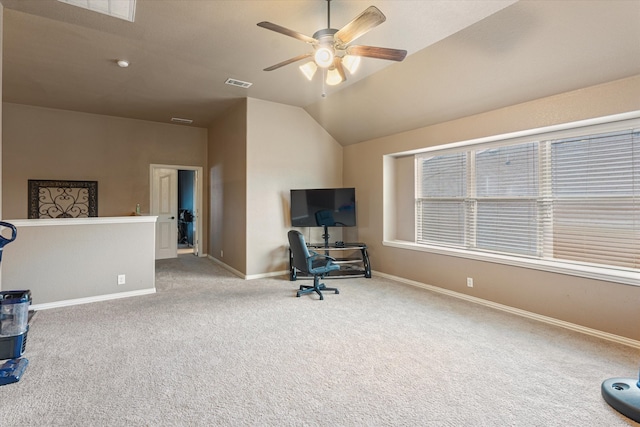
[
  {"xmin": 326, "ymin": 67, "xmax": 343, "ymax": 86},
  {"xmin": 299, "ymin": 62, "xmax": 318, "ymax": 81},
  {"xmin": 342, "ymin": 54, "xmax": 361, "ymax": 74},
  {"xmin": 258, "ymin": 1, "xmax": 406, "ymax": 89},
  {"xmin": 314, "ymin": 46, "xmax": 334, "ymax": 68}
]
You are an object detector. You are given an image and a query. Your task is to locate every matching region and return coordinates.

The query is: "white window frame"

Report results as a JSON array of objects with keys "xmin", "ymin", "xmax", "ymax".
[{"xmin": 383, "ymin": 111, "xmax": 640, "ymax": 287}]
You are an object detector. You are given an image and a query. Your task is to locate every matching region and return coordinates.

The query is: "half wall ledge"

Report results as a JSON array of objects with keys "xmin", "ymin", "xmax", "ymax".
[{"xmin": 0, "ymin": 216, "xmax": 158, "ymax": 307}]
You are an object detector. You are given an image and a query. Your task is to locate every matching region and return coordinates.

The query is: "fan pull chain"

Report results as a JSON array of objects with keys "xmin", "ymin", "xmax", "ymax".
[{"xmin": 322, "ymin": 68, "xmax": 327, "ymax": 98}]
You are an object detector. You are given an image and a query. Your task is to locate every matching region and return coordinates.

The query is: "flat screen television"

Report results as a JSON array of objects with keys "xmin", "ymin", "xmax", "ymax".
[{"xmin": 290, "ymin": 188, "xmax": 356, "ymax": 227}]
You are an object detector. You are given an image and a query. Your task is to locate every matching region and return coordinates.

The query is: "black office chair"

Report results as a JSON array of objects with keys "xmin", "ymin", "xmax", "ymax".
[{"xmin": 287, "ymin": 230, "xmax": 340, "ymax": 300}]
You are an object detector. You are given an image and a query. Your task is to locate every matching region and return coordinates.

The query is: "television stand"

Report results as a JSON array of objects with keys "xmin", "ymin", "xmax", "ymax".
[
  {"xmin": 289, "ymin": 242, "xmax": 371, "ymax": 281},
  {"xmin": 321, "ymin": 225, "xmax": 330, "ymax": 248}
]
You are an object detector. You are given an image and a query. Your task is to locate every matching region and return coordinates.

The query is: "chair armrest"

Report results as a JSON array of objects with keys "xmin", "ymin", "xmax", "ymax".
[{"xmin": 310, "ymin": 251, "xmax": 336, "ymax": 262}]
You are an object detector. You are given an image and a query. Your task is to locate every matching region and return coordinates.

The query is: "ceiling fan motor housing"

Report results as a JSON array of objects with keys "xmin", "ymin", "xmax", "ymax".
[{"xmin": 312, "ymin": 28, "xmax": 340, "ymax": 68}]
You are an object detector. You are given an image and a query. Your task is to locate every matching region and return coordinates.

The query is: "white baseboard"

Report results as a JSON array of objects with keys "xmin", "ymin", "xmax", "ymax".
[
  {"xmin": 31, "ymin": 288, "xmax": 156, "ymax": 311},
  {"xmin": 246, "ymin": 270, "xmax": 288, "ymax": 280},
  {"xmin": 207, "ymin": 255, "xmax": 245, "ymax": 278},
  {"xmin": 373, "ymin": 271, "xmax": 640, "ymax": 350},
  {"xmin": 207, "ymin": 255, "xmax": 245, "ymax": 279},
  {"xmin": 207, "ymin": 255, "xmax": 287, "ymax": 280}
]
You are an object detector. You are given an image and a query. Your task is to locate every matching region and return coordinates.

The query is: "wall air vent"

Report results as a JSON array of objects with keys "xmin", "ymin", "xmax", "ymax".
[
  {"xmin": 170, "ymin": 117, "xmax": 193, "ymax": 124},
  {"xmin": 225, "ymin": 78, "xmax": 253, "ymax": 89}
]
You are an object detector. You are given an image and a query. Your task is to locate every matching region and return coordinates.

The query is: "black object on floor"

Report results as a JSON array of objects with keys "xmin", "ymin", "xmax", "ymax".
[{"xmin": 601, "ymin": 373, "xmax": 640, "ymax": 423}]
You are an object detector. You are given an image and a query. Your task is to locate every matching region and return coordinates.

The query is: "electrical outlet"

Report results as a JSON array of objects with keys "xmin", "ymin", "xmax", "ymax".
[
  {"xmin": 467, "ymin": 277, "xmax": 474, "ymax": 288},
  {"xmin": 220, "ymin": 250, "xmax": 224, "ymax": 257},
  {"xmin": 117, "ymin": 274, "xmax": 126, "ymax": 285}
]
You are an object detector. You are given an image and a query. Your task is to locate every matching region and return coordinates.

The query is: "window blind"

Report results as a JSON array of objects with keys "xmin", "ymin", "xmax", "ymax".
[
  {"xmin": 416, "ymin": 152, "xmax": 466, "ymax": 246},
  {"xmin": 548, "ymin": 129, "xmax": 639, "ymax": 269},
  {"xmin": 415, "ymin": 126, "xmax": 640, "ymax": 273},
  {"xmin": 473, "ymin": 142, "xmax": 539, "ymax": 256}
]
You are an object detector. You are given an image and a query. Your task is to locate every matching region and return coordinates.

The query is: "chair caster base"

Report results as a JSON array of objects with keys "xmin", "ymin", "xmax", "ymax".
[{"xmin": 296, "ymin": 283, "xmax": 339, "ymax": 300}]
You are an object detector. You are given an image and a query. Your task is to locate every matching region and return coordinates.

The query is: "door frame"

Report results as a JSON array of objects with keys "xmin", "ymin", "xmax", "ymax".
[{"xmin": 150, "ymin": 164, "xmax": 204, "ymax": 258}]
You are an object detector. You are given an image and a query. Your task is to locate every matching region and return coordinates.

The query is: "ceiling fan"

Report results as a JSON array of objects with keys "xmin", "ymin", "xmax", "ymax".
[{"xmin": 257, "ymin": 0, "xmax": 407, "ymax": 86}]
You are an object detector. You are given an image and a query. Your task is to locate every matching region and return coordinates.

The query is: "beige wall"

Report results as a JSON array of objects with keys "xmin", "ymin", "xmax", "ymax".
[
  {"xmin": 207, "ymin": 97, "xmax": 344, "ymax": 277},
  {"xmin": 2, "ymin": 218, "xmax": 156, "ymax": 305},
  {"xmin": 393, "ymin": 155, "xmax": 415, "ymax": 242},
  {"xmin": 208, "ymin": 99, "xmax": 248, "ymax": 274},
  {"xmin": 0, "ymin": 4, "xmax": 3, "ymax": 218},
  {"xmin": 2, "ymin": 103, "xmax": 208, "ymax": 250},
  {"xmin": 344, "ymin": 75, "xmax": 640, "ymax": 341},
  {"xmin": 246, "ymin": 98, "xmax": 343, "ymax": 276}
]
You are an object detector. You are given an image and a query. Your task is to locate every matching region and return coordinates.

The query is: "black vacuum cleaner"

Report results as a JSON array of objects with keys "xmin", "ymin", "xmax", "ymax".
[
  {"xmin": 0, "ymin": 221, "xmax": 31, "ymax": 386},
  {"xmin": 602, "ymin": 368, "xmax": 640, "ymax": 423}
]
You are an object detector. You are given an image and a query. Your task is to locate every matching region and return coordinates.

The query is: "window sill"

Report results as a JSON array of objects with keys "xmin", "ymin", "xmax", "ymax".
[{"xmin": 382, "ymin": 240, "xmax": 640, "ymax": 287}]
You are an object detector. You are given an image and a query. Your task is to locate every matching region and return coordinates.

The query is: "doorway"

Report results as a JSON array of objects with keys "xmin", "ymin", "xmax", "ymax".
[
  {"xmin": 150, "ymin": 164, "xmax": 204, "ymax": 260},
  {"xmin": 178, "ymin": 170, "xmax": 195, "ymax": 255}
]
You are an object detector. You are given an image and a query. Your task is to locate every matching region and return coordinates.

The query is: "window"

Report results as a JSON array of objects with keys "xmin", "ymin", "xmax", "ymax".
[
  {"xmin": 548, "ymin": 130, "xmax": 639, "ymax": 269},
  {"xmin": 416, "ymin": 152, "xmax": 466, "ymax": 247},
  {"xmin": 415, "ymin": 119, "xmax": 640, "ymax": 279}
]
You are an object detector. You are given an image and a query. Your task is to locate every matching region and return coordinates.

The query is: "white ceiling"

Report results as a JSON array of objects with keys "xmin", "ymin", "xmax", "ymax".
[{"xmin": 1, "ymin": 0, "xmax": 639, "ymax": 145}]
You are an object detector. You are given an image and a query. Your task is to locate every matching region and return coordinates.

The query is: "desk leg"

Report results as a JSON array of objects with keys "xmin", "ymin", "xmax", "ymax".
[{"xmin": 361, "ymin": 247, "xmax": 372, "ymax": 278}]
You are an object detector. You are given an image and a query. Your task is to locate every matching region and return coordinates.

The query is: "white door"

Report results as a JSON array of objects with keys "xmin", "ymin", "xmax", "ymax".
[{"xmin": 152, "ymin": 167, "xmax": 178, "ymax": 259}]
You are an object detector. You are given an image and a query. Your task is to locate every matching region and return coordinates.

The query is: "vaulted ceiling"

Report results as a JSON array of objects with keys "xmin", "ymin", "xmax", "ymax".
[{"xmin": 2, "ymin": 0, "xmax": 639, "ymax": 145}]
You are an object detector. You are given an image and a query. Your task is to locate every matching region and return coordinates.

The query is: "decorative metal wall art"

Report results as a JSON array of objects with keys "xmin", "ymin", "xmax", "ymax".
[{"xmin": 28, "ymin": 180, "xmax": 98, "ymax": 219}]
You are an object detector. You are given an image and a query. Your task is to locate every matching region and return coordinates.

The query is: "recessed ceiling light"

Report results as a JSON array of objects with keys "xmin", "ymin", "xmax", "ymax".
[
  {"xmin": 116, "ymin": 60, "xmax": 129, "ymax": 68},
  {"xmin": 57, "ymin": 0, "xmax": 137, "ymax": 22}
]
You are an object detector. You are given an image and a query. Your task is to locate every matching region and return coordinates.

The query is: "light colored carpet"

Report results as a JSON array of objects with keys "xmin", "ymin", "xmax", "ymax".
[{"xmin": 2, "ymin": 254, "xmax": 639, "ymax": 426}]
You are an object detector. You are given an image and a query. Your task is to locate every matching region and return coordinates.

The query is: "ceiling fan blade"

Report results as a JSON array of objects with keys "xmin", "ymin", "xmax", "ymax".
[
  {"xmin": 257, "ymin": 22, "xmax": 317, "ymax": 44},
  {"xmin": 263, "ymin": 53, "xmax": 313, "ymax": 71},
  {"xmin": 347, "ymin": 45, "xmax": 407, "ymax": 62},
  {"xmin": 334, "ymin": 6, "xmax": 386, "ymax": 46}
]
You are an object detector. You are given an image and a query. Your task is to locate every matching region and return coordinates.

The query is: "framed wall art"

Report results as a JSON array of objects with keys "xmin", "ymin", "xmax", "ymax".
[{"xmin": 28, "ymin": 180, "xmax": 98, "ymax": 219}]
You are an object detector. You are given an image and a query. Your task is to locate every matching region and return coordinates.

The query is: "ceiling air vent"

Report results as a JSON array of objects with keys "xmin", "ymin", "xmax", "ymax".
[
  {"xmin": 225, "ymin": 78, "xmax": 252, "ymax": 89},
  {"xmin": 170, "ymin": 117, "xmax": 193, "ymax": 124}
]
